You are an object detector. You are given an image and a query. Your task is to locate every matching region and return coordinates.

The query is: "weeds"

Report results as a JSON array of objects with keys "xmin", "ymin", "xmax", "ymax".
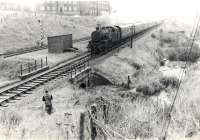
[
  {"xmin": 151, "ymin": 33, "xmax": 156, "ymax": 38},
  {"xmin": 136, "ymin": 76, "xmax": 179, "ymax": 95},
  {"xmin": 160, "ymin": 76, "xmax": 180, "ymax": 88},
  {"xmin": 131, "ymin": 62, "xmax": 141, "ymax": 70},
  {"xmin": 136, "ymin": 81, "xmax": 164, "ymax": 95},
  {"xmin": 167, "ymin": 45, "xmax": 200, "ymax": 62},
  {"xmin": 0, "ymin": 111, "xmax": 22, "ymax": 126}
]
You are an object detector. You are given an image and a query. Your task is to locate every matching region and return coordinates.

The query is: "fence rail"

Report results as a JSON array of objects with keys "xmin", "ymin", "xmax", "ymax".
[{"xmin": 20, "ymin": 57, "xmax": 48, "ymax": 76}]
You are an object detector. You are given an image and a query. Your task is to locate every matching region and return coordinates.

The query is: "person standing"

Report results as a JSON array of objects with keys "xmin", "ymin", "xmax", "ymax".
[{"xmin": 42, "ymin": 90, "xmax": 53, "ymax": 114}]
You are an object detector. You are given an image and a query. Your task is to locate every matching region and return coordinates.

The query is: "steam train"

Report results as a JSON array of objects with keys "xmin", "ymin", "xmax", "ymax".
[{"xmin": 87, "ymin": 21, "xmax": 160, "ymax": 54}]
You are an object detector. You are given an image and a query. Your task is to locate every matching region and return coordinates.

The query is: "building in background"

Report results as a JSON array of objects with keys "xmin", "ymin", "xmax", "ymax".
[
  {"xmin": 36, "ymin": 1, "xmax": 80, "ymax": 15},
  {"xmin": 0, "ymin": 2, "xmax": 21, "ymax": 11},
  {"xmin": 0, "ymin": 2, "xmax": 34, "ymax": 12},
  {"xmin": 36, "ymin": 0, "xmax": 111, "ymax": 16}
]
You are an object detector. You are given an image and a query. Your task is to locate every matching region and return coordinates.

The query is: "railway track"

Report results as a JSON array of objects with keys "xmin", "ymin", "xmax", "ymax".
[
  {"xmin": 0, "ymin": 24, "xmax": 160, "ymax": 107},
  {"xmin": 0, "ymin": 52, "xmax": 90, "ymax": 107},
  {"xmin": 3, "ymin": 36, "xmax": 90, "ymax": 58}
]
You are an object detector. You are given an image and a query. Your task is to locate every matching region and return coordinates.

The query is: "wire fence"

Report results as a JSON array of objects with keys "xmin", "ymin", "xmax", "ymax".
[{"xmin": 20, "ymin": 56, "xmax": 48, "ymax": 76}]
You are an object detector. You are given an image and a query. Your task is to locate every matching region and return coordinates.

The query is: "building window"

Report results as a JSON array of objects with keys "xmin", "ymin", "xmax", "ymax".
[
  {"xmin": 69, "ymin": 6, "xmax": 72, "ymax": 11},
  {"xmin": 73, "ymin": 1, "xmax": 77, "ymax": 5},
  {"xmin": 40, "ymin": 6, "xmax": 44, "ymax": 11},
  {"xmin": 74, "ymin": 6, "xmax": 77, "ymax": 11},
  {"xmin": 47, "ymin": 6, "xmax": 50, "ymax": 11}
]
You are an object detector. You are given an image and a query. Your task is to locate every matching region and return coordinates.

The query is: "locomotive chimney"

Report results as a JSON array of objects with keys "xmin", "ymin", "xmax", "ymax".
[{"xmin": 97, "ymin": 23, "xmax": 101, "ymax": 31}]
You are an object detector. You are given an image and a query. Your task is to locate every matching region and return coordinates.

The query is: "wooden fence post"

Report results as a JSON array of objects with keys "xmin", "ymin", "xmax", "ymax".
[
  {"xmin": 71, "ymin": 67, "xmax": 73, "ymax": 78},
  {"xmin": 127, "ymin": 75, "xmax": 131, "ymax": 89},
  {"xmin": 90, "ymin": 104, "xmax": 97, "ymax": 140},
  {"xmin": 46, "ymin": 56, "xmax": 48, "ymax": 66},
  {"xmin": 35, "ymin": 60, "xmax": 37, "ymax": 70},
  {"xmin": 79, "ymin": 64, "xmax": 81, "ymax": 72},
  {"xmin": 28, "ymin": 63, "xmax": 31, "ymax": 73},
  {"xmin": 41, "ymin": 58, "xmax": 43, "ymax": 68},
  {"xmin": 87, "ymin": 73, "xmax": 90, "ymax": 87},
  {"xmin": 75, "ymin": 67, "xmax": 76, "ymax": 75},
  {"xmin": 103, "ymin": 104, "xmax": 108, "ymax": 124},
  {"xmin": 21, "ymin": 64, "xmax": 23, "ymax": 76},
  {"xmin": 79, "ymin": 113, "xmax": 85, "ymax": 140}
]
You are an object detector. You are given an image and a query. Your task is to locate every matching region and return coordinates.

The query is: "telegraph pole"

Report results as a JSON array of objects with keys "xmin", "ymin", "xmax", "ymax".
[
  {"xmin": 38, "ymin": 19, "xmax": 44, "ymax": 47},
  {"xmin": 131, "ymin": 25, "xmax": 135, "ymax": 48}
]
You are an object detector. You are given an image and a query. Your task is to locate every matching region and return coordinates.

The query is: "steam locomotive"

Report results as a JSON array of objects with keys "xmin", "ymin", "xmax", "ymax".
[{"xmin": 87, "ymin": 22, "xmax": 159, "ymax": 54}]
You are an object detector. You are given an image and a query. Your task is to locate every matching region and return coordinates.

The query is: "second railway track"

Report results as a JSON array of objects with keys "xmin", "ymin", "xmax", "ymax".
[{"xmin": 2, "ymin": 36, "xmax": 90, "ymax": 58}]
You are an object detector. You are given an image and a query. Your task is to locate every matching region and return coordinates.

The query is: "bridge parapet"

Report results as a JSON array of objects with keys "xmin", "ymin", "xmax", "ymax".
[{"xmin": 69, "ymin": 67, "xmax": 91, "ymax": 86}]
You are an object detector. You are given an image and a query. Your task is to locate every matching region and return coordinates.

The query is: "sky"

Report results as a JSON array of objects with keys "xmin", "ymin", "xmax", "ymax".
[
  {"xmin": 109, "ymin": 0, "xmax": 200, "ymax": 22},
  {"xmin": 0, "ymin": 0, "xmax": 200, "ymax": 23}
]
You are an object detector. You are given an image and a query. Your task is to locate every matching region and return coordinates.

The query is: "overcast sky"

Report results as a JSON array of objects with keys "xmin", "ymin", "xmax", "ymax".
[
  {"xmin": 110, "ymin": 0, "xmax": 200, "ymax": 20},
  {"xmin": 0, "ymin": 0, "xmax": 199, "ymax": 22}
]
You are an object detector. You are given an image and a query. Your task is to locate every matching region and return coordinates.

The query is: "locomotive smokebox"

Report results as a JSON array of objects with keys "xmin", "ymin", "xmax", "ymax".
[{"xmin": 91, "ymin": 31, "xmax": 102, "ymax": 42}]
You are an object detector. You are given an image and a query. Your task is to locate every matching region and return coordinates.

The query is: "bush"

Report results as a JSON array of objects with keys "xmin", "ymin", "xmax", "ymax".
[
  {"xmin": 160, "ymin": 61, "xmax": 165, "ymax": 66},
  {"xmin": 167, "ymin": 45, "xmax": 200, "ymax": 62},
  {"xmin": 151, "ymin": 33, "xmax": 156, "ymax": 38},
  {"xmin": 161, "ymin": 37, "xmax": 175, "ymax": 44},
  {"xmin": 136, "ymin": 76, "xmax": 180, "ymax": 95},
  {"xmin": 136, "ymin": 81, "xmax": 163, "ymax": 95},
  {"xmin": 131, "ymin": 62, "xmax": 141, "ymax": 70},
  {"xmin": 160, "ymin": 76, "xmax": 180, "ymax": 88}
]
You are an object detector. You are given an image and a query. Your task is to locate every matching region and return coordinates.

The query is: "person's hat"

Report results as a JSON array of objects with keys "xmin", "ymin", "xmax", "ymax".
[{"xmin": 91, "ymin": 103, "xmax": 97, "ymax": 107}]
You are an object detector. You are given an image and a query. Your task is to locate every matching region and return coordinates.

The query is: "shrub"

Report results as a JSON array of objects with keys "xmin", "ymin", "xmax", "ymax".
[
  {"xmin": 131, "ymin": 62, "xmax": 141, "ymax": 70},
  {"xmin": 167, "ymin": 48, "xmax": 178, "ymax": 61},
  {"xmin": 36, "ymin": 40, "xmax": 40, "ymax": 47},
  {"xmin": 160, "ymin": 61, "xmax": 165, "ymax": 66},
  {"xmin": 136, "ymin": 81, "xmax": 163, "ymax": 95},
  {"xmin": 136, "ymin": 76, "xmax": 180, "ymax": 95},
  {"xmin": 161, "ymin": 37, "xmax": 175, "ymax": 44},
  {"xmin": 166, "ymin": 45, "xmax": 200, "ymax": 62},
  {"xmin": 156, "ymin": 48, "xmax": 165, "ymax": 62},
  {"xmin": 151, "ymin": 33, "xmax": 156, "ymax": 38},
  {"xmin": 159, "ymin": 41, "xmax": 164, "ymax": 47},
  {"xmin": 160, "ymin": 76, "xmax": 180, "ymax": 88}
]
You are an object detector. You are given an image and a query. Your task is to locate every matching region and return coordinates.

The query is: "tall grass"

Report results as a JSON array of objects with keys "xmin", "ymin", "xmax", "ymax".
[
  {"xmin": 167, "ymin": 45, "xmax": 200, "ymax": 62},
  {"xmin": 0, "ymin": 111, "xmax": 22, "ymax": 139},
  {"xmin": 0, "ymin": 111, "xmax": 22, "ymax": 126},
  {"xmin": 136, "ymin": 76, "xmax": 179, "ymax": 95}
]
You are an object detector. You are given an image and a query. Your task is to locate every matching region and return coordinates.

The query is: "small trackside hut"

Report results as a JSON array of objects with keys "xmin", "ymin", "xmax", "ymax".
[{"xmin": 47, "ymin": 34, "xmax": 73, "ymax": 53}]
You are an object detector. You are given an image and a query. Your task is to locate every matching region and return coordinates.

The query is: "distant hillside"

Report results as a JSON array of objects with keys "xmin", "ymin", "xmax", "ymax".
[{"xmin": 0, "ymin": 15, "xmax": 97, "ymax": 53}]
